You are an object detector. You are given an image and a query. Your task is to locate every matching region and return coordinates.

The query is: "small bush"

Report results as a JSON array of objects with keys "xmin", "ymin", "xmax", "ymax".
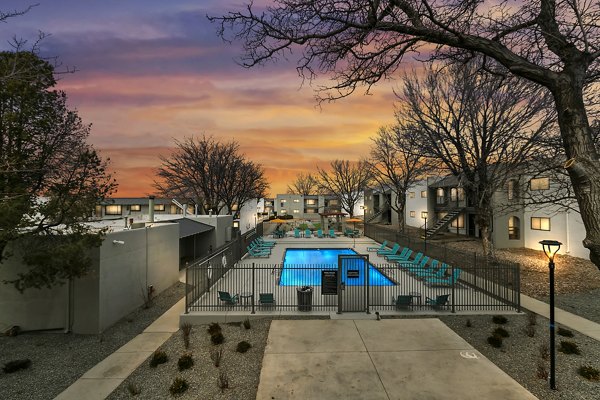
[
  {"xmin": 169, "ymin": 377, "xmax": 189, "ymax": 396},
  {"xmin": 524, "ymin": 324, "xmax": 535, "ymax": 338},
  {"xmin": 181, "ymin": 322, "xmax": 193, "ymax": 349},
  {"xmin": 243, "ymin": 318, "xmax": 251, "ymax": 330},
  {"xmin": 207, "ymin": 322, "xmax": 222, "ymax": 335},
  {"xmin": 211, "ymin": 332, "xmax": 225, "ymax": 345},
  {"xmin": 539, "ymin": 343, "xmax": 550, "ymax": 360},
  {"xmin": 557, "ymin": 327, "xmax": 574, "ymax": 337},
  {"xmin": 2, "ymin": 359, "xmax": 31, "ymax": 373},
  {"xmin": 218, "ymin": 370, "xmax": 229, "ymax": 391},
  {"xmin": 487, "ymin": 336, "xmax": 503, "ymax": 348},
  {"xmin": 536, "ymin": 360, "xmax": 549, "ymax": 380},
  {"xmin": 558, "ymin": 340, "xmax": 580, "ymax": 355},
  {"xmin": 493, "ymin": 327, "xmax": 510, "ymax": 338},
  {"xmin": 465, "ymin": 319, "xmax": 472, "ymax": 328},
  {"xmin": 127, "ymin": 382, "xmax": 141, "ymax": 396},
  {"xmin": 178, "ymin": 353, "xmax": 194, "ymax": 371},
  {"xmin": 149, "ymin": 350, "xmax": 168, "ymax": 368},
  {"xmin": 236, "ymin": 341, "xmax": 252, "ymax": 353},
  {"xmin": 527, "ymin": 313, "xmax": 537, "ymax": 326},
  {"xmin": 578, "ymin": 365, "xmax": 600, "ymax": 381},
  {"xmin": 492, "ymin": 315, "xmax": 508, "ymax": 325},
  {"xmin": 210, "ymin": 347, "xmax": 224, "ymax": 367}
]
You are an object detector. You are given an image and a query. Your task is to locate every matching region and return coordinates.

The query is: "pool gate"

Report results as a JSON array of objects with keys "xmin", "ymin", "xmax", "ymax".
[{"xmin": 337, "ymin": 254, "xmax": 370, "ymax": 313}]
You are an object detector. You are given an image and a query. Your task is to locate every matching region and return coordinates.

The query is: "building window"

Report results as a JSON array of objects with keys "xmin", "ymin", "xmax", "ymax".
[
  {"xmin": 421, "ymin": 191, "xmax": 427, "ymax": 198},
  {"xmin": 305, "ymin": 209, "xmax": 316, "ymax": 214},
  {"xmin": 409, "ymin": 211, "xmax": 416, "ymax": 218},
  {"xmin": 105, "ymin": 205, "xmax": 122, "ymax": 215},
  {"xmin": 94, "ymin": 205, "xmax": 102, "ymax": 216},
  {"xmin": 293, "ymin": 199, "xmax": 300, "ymax": 203},
  {"xmin": 436, "ymin": 188, "xmax": 445, "ymax": 204},
  {"xmin": 530, "ymin": 177, "xmax": 549, "ymax": 191},
  {"xmin": 409, "ymin": 192, "xmax": 415, "ymax": 198},
  {"xmin": 531, "ymin": 217, "xmax": 550, "ymax": 231},
  {"xmin": 328, "ymin": 199, "xmax": 339, "ymax": 205},
  {"xmin": 508, "ymin": 216, "xmax": 520, "ymax": 240},
  {"xmin": 154, "ymin": 204, "xmax": 165, "ymax": 212},
  {"xmin": 280, "ymin": 209, "xmax": 287, "ymax": 215},
  {"xmin": 305, "ymin": 199, "xmax": 316, "ymax": 205},
  {"xmin": 451, "ymin": 213, "xmax": 465, "ymax": 228},
  {"xmin": 293, "ymin": 209, "xmax": 300, "ymax": 214},
  {"xmin": 130, "ymin": 204, "xmax": 141, "ymax": 212}
]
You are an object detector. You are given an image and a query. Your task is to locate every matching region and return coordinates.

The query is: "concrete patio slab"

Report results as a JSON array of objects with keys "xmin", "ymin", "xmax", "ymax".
[
  {"xmin": 80, "ymin": 351, "xmax": 152, "ymax": 379},
  {"xmin": 265, "ymin": 320, "xmax": 365, "ymax": 353},
  {"xmin": 256, "ymin": 352, "xmax": 389, "ymax": 400},
  {"xmin": 355, "ymin": 319, "xmax": 473, "ymax": 352},
  {"xmin": 370, "ymin": 349, "xmax": 538, "ymax": 400}
]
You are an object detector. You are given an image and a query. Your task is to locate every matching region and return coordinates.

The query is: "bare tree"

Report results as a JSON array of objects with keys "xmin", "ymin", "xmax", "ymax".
[
  {"xmin": 398, "ymin": 61, "xmax": 554, "ymax": 257},
  {"xmin": 317, "ymin": 160, "xmax": 371, "ymax": 217},
  {"xmin": 211, "ymin": 0, "xmax": 600, "ymax": 268},
  {"xmin": 155, "ymin": 135, "xmax": 269, "ymax": 217},
  {"xmin": 369, "ymin": 125, "xmax": 433, "ymax": 231},
  {"xmin": 286, "ymin": 172, "xmax": 320, "ymax": 195}
]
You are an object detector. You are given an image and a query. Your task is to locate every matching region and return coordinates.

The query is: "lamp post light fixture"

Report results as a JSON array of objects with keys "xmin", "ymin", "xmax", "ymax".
[
  {"xmin": 421, "ymin": 211, "xmax": 428, "ymax": 251},
  {"xmin": 539, "ymin": 239, "xmax": 562, "ymax": 390}
]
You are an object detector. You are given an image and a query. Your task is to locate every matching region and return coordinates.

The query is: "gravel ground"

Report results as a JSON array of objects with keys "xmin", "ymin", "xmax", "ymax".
[
  {"xmin": 107, "ymin": 319, "xmax": 271, "ymax": 400},
  {"xmin": 0, "ymin": 281, "xmax": 186, "ymax": 400}
]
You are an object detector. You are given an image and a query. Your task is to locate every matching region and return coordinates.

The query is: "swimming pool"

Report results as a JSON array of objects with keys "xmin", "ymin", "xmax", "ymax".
[{"xmin": 280, "ymin": 248, "xmax": 396, "ymax": 286}]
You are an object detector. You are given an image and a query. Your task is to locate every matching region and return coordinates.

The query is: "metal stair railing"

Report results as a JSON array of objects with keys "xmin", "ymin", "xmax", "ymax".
[{"xmin": 424, "ymin": 208, "xmax": 465, "ymax": 239}]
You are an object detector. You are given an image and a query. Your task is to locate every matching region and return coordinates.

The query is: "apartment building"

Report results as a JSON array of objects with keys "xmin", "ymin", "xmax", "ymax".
[{"xmin": 274, "ymin": 194, "xmax": 341, "ymax": 220}]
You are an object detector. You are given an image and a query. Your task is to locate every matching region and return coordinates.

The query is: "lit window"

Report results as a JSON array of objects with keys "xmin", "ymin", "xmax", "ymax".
[
  {"xmin": 410, "ymin": 211, "xmax": 416, "ymax": 218},
  {"xmin": 421, "ymin": 191, "xmax": 427, "ymax": 198},
  {"xmin": 306, "ymin": 199, "xmax": 316, "ymax": 205},
  {"xmin": 436, "ymin": 188, "xmax": 445, "ymax": 204},
  {"xmin": 451, "ymin": 214, "xmax": 465, "ymax": 228},
  {"xmin": 508, "ymin": 216, "xmax": 520, "ymax": 240},
  {"xmin": 293, "ymin": 209, "xmax": 300, "ymax": 214},
  {"xmin": 280, "ymin": 209, "xmax": 287, "ymax": 215},
  {"xmin": 450, "ymin": 188, "xmax": 457, "ymax": 202},
  {"xmin": 329, "ymin": 199, "xmax": 339, "ymax": 205},
  {"xmin": 94, "ymin": 205, "xmax": 102, "ymax": 216},
  {"xmin": 154, "ymin": 204, "xmax": 165, "ymax": 211},
  {"xmin": 105, "ymin": 205, "xmax": 122, "ymax": 215},
  {"xmin": 530, "ymin": 178, "xmax": 549, "ymax": 191},
  {"xmin": 305, "ymin": 209, "xmax": 316, "ymax": 214},
  {"xmin": 409, "ymin": 192, "xmax": 415, "ymax": 198},
  {"xmin": 507, "ymin": 180, "xmax": 519, "ymax": 200},
  {"xmin": 130, "ymin": 204, "xmax": 141, "ymax": 211},
  {"xmin": 293, "ymin": 199, "xmax": 300, "ymax": 203},
  {"xmin": 531, "ymin": 217, "xmax": 550, "ymax": 231}
]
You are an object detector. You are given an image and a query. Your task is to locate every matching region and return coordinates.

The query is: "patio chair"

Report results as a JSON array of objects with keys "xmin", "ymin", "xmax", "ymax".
[
  {"xmin": 247, "ymin": 246, "xmax": 270, "ymax": 257},
  {"xmin": 410, "ymin": 260, "xmax": 438, "ymax": 276},
  {"xmin": 377, "ymin": 243, "xmax": 400, "ymax": 256},
  {"xmin": 257, "ymin": 237, "xmax": 276, "ymax": 246},
  {"xmin": 305, "ymin": 229, "xmax": 312, "ymax": 238},
  {"xmin": 402, "ymin": 256, "xmax": 430, "ymax": 273},
  {"xmin": 218, "ymin": 291, "xmax": 239, "ymax": 305},
  {"xmin": 414, "ymin": 262, "xmax": 448, "ymax": 279},
  {"xmin": 317, "ymin": 229, "xmax": 324, "ymax": 238},
  {"xmin": 386, "ymin": 247, "xmax": 411, "ymax": 261},
  {"xmin": 397, "ymin": 253, "xmax": 424, "ymax": 268},
  {"xmin": 425, "ymin": 294, "xmax": 450, "ymax": 309},
  {"xmin": 259, "ymin": 293, "xmax": 276, "ymax": 305},
  {"xmin": 294, "ymin": 228, "xmax": 301, "ymax": 238},
  {"xmin": 392, "ymin": 295, "xmax": 413, "ymax": 310},
  {"xmin": 329, "ymin": 229, "xmax": 336, "ymax": 238},
  {"xmin": 249, "ymin": 241, "xmax": 272, "ymax": 252},
  {"xmin": 344, "ymin": 228, "xmax": 356, "ymax": 237},
  {"xmin": 424, "ymin": 268, "xmax": 462, "ymax": 286},
  {"xmin": 367, "ymin": 240, "xmax": 387, "ymax": 252}
]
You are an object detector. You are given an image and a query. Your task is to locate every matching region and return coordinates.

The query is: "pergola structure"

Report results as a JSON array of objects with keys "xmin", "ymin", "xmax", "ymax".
[{"xmin": 318, "ymin": 211, "xmax": 348, "ymax": 233}]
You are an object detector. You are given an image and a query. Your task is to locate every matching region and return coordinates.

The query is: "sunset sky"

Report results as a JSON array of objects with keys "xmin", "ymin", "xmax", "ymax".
[{"xmin": 0, "ymin": 0, "xmax": 403, "ymax": 196}]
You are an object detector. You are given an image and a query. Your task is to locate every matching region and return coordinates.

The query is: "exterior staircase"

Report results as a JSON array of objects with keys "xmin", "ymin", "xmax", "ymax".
[
  {"xmin": 423, "ymin": 208, "xmax": 465, "ymax": 239},
  {"xmin": 366, "ymin": 208, "xmax": 386, "ymax": 223}
]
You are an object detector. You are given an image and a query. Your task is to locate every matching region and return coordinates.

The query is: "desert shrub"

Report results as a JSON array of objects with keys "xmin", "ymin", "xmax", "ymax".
[
  {"xmin": 492, "ymin": 315, "xmax": 508, "ymax": 325},
  {"xmin": 527, "ymin": 313, "xmax": 537, "ymax": 326},
  {"xmin": 465, "ymin": 319, "xmax": 472, "ymax": 328},
  {"xmin": 236, "ymin": 341, "xmax": 252, "ymax": 353},
  {"xmin": 210, "ymin": 347, "xmax": 224, "ymax": 367},
  {"xmin": 524, "ymin": 324, "xmax": 535, "ymax": 338},
  {"xmin": 536, "ymin": 360, "xmax": 549, "ymax": 380},
  {"xmin": 2, "ymin": 359, "xmax": 31, "ymax": 373},
  {"xmin": 557, "ymin": 327, "xmax": 574, "ymax": 337},
  {"xmin": 558, "ymin": 340, "xmax": 580, "ymax": 355},
  {"xmin": 181, "ymin": 322, "xmax": 192, "ymax": 349},
  {"xmin": 487, "ymin": 336, "xmax": 502, "ymax": 348},
  {"xmin": 539, "ymin": 343, "xmax": 550, "ymax": 360},
  {"xmin": 149, "ymin": 350, "xmax": 168, "ymax": 368},
  {"xmin": 243, "ymin": 318, "xmax": 251, "ymax": 330},
  {"xmin": 578, "ymin": 365, "xmax": 600, "ymax": 381},
  {"xmin": 169, "ymin": 377, "xmax": 189, "ymax": 395},
  {"xmin": 207, "ymin": 322, "xmax": 222, "ymax": 335},
  {"xmin": 493, "ymin": 327, "xmax": 510, "ymax": 338},
  {"xmin": 218, "ymin": 370, "xmax": 229, "ymax": 391},
  {"xmin": 178, "ymin": 353, "xmax": 194, "ymax": 371},
  {"xmin": 127, "ymin": 382, "xmax": 141, "ymax": 396},
  {"xmin": 211, "ymin": 332, "xmax": 225, "ymax": 345}
]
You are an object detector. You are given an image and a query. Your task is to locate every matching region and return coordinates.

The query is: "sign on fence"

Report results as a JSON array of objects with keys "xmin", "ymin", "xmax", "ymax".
[{"xmin": 321, "ymin": 270, "xmax": 338, "ymax": 295}]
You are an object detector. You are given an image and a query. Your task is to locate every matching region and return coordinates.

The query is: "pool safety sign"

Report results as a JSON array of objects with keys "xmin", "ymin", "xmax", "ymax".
[
  {"xmin": 347, "ymin": 269, "xmax": 360, "ymax": 278},
  {"xmin": 321, "ymin": 270, "xmax": 337, "ymax": 295}
]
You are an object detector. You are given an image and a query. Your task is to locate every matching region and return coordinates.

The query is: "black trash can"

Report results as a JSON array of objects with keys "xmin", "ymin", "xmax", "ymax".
[{"xmin": 297, "ymin": 286, "xmax": 313, "ymax": 311}]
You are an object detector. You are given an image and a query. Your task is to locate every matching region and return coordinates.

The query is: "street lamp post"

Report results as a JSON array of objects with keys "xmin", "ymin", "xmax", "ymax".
[
  {"xmin": 421, "ymin": 211, "xmax": 428, "ymax": 252},
  {"xmin": 539, "ymin": 239, "xmax": 562, "ymax": 390}
]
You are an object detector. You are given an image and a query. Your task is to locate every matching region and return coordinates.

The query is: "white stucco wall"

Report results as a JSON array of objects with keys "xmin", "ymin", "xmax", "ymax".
[
  {"xmin": 405, "ymin": 180, "xmax": 429, "ymax": 229},
  {"xmin": 193, "ymin": 215, "xmax": 233, "ymax": 248},
  {"xmin": 238, "ymin": 199, "xmax": 259, "ymax": 234}
]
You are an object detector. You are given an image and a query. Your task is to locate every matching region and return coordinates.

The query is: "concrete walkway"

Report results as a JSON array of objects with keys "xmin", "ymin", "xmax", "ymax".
[{"xmin": 257, "ymin": 319, "xmax": 538, "ymax": 400}]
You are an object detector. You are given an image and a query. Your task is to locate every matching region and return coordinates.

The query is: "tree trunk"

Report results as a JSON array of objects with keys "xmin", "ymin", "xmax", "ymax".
[{"xmin": 552, "ymin": 78, "xmax": 600, "ymax": 270}]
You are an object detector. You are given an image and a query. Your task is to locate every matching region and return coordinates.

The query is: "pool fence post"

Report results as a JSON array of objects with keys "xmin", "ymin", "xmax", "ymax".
[
  {"xmin": 337, "ymin": 256, "xmax": 342, "ymax": 314},
  {"xmin": 451, "ymin": 264, "xmax": 456, "ymax": 313},
  {"xmin": 251, "ymin": 262, "xmax": 256, "ymax": 314},
  {"xmin": 365, "ymin": 255, "xmax": 370, "ymax": 314}
]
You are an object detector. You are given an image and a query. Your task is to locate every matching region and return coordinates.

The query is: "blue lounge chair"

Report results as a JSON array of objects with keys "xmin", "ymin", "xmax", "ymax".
[
  {"xmin": 254, "ymin": 238, "xmax": 275, "ymax": 247},
  {"xmin": 257, "ymin": 237, "xmax": 276, "ymax": 246},
  {"xmin": 414, "ymin": 262, "xmax": 448, "ymax": 278},
  {"xmin": 402, "ymin": 256, "xmax": 430, "ymax": 272},
  {"xmin": 425, "ymin": 268, "xmax": 462, "ymax": 286},
  {"xmin": 294, "ymin": 228, "xmax": 301, "ymax": 238},
  {"xmin": 259, "ymin": 293, "xmax": 276, "ymax": 305},
  {"xmin": 218, "ymin": 291, "xmax": 239, "ymax": 305},
  {"xmin": 317, "ymin": 229, "xmax": 324, "ymax": 238},
  {"xmin": 249, "ymin": 241, "xmax": 272, "ymax": 251},
  {"xmin": 377, "ymin": 243, "xmax": 400, "ymax": 256},
  {"xmin": 305, "ymin": 229, "xmax": 312, "ymax": 238},
  {"xmin": 247, "ymin": 246, "xmax": 270, "ymax": 257},
  {"xmin": 392, "ymin": 295, "xmax": 413, "ymax": 310},
  {"xmin": 425, "ymin": 294, "xmax": 450, "ymax": 309},
  {"xmin": 409, "ymin": 259, "xmax": 438, "ymax": 276},
  {"xmin": 367, "ymin": 240, "xmax": 387, "ymax": 252},
  {"xmin": 397, "ymin": 252, "xmax": 423, "ymax": 268},
  {"xmin": 386, "ymin": 247, "xmax": 411, "ymax": 261},
  {"xmin": 329, "ymin": 229, "xmax": 336, "ymax": 238}
]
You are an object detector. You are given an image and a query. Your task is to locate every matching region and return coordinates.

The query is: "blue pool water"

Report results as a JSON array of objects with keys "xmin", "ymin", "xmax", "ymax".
[{"xmin": 280, "ymin": 248, "xmax": 395, "ymax": 286}]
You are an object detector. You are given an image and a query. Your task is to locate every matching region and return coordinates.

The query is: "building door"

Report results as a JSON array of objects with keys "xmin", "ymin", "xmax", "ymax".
[{"xmin": 468, "ymin": 214, "xmax": 476, "ymax": 237}]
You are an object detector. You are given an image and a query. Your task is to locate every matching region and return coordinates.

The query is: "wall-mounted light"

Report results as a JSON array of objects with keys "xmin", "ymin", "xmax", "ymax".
[
  {"xmin": 421, "ymin": 211, "xmax": 428, "ymax": 219},
  {"xmin": 112, "ymin": 240, "xmax": 125, "ymax": 245}
]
